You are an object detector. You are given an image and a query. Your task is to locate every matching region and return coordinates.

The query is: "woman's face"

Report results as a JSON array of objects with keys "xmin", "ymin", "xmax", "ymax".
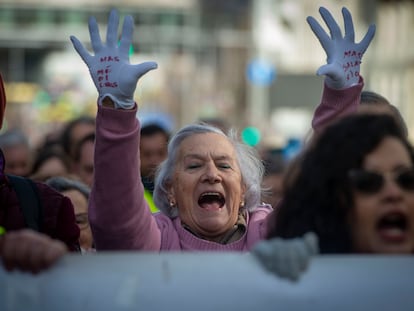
[
  {"xmin": 350, "ymin": 136, "xmax": 414, "ymax": 254},
  {"xmin": 169, "ymin": 132, "xmax": 245, "ymax": 239},
  {"xmin": 62, "ymin": 189, "xmax": 94, "ymax": 251}
]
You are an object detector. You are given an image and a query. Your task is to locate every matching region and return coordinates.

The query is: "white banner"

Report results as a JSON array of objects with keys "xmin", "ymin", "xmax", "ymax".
[{"xmin": 1, "ymin": 253, "xmax": 413, "ymax": 311}]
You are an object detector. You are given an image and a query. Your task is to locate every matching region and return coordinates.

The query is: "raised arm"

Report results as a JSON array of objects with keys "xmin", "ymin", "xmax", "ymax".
[
  {"xmin": 70, "ymin": 9, "xmax": 161, "ymax": 250},
  {"xmin": 309, "ymin": 7, "xmax": 376, "ymax": 131}
]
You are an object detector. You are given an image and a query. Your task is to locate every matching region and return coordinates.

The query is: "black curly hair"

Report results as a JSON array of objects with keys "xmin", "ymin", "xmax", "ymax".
[{"xmin": 267, "ymin": 113, "xmax": 414, "ymax": 253}]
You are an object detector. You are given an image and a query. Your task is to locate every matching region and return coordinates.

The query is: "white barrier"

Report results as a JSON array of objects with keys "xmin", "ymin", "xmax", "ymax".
[{"xmin": 1, "ymin": 253, "xmax": 413, "ymax": 311}]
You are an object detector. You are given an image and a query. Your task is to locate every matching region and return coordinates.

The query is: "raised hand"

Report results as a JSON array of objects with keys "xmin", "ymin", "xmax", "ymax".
[
  {"xmin": 307, "ymin": 7, "xmax": 376, "ymax": 89},
  {"xmin": 70, "ymin": 9, "xmax": 157, "ymax": 109}
]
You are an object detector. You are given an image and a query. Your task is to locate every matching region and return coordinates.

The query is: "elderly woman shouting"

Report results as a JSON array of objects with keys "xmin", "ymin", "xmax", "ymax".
[{"xmin": 70, "ymin": 8, "xmax": 374, "ymax": 252}]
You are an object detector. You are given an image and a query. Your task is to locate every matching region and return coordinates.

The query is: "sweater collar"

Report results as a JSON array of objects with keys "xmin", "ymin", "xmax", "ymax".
[{"xmin": 182, "ymin": 212, "xmax": 247, "ymax": 245}]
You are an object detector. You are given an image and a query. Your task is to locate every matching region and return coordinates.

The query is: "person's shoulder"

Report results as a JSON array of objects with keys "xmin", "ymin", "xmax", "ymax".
[
  {"xmin": 34, "ymin": 181, "xmax": 65, "ymax": 200},
  {"xmin": 248, "ymin": 203, "xmax": 273, "ymax": 221},
  {"xmin": 34, "ymin": 181, "xmax": 73, "ymax": 211},
  {"xmin": 251, "ymin": 203, "xmax": 273, "ymax": 214},
  {"xmin": 153, "ymin": 212, "xmax": 174, "ymax": 225}
]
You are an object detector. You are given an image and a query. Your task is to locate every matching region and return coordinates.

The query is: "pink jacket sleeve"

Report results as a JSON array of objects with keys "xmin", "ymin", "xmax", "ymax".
[
  {"xmin": 312, "ymin": 78, "xmax": 364, "ymax": 132},
  {"xmin": 89, "ymin": 105, "xmax": 161, "ymax": 251}
]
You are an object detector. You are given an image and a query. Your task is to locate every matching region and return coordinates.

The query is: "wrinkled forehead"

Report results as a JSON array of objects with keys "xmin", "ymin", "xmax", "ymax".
[{"xmin": 177, "ymin": 132, "xmax": 237, "ymax": 160}]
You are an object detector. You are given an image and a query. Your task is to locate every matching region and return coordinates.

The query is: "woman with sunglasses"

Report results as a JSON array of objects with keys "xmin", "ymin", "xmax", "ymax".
[{"xmin": 267, "ymin": 113, "xmax": 414, "ymax": 254}]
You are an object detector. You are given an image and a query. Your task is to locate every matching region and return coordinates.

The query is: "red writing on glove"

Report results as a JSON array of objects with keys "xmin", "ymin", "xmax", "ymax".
[
  {"xmin": 96, "ymin": 64, "xmax": 118, "ymax": 88},
  {"xmin": 343, "ymin": 50, "xmax": 363, "ymax": 59},
  {"xmin": 100, "ymin": 56, "xmax": 120, "ymax": 62}
]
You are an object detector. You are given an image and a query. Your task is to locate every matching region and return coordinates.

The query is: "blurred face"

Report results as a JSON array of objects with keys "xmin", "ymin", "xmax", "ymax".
[
  {"xmin": 69, "ymin": 123, "xmax": 95, "ymax": 158},
  {"xmin": 3, "ymin": 144, "xmax": 31, "ymax": 176},
  {"xmin": 34, "ymin": 157, "xmax": 69, "ymax": 180},
  {"xmin": 140, "ymin": 132, "xmax": 168, "ymax": 178},
  {"xmin": 168, "ymin": 132, "xmax": 245, "ymax": 240},
  {"xmin": 74, "ymin": 140, "xmax": 94, "ymax": 187},
  {"xmin": 62, "ymin": 189, "xmax": 93, "ymax": 251},
  {"xmin": 349, "ymin": 136, "xmax": 414, "ymax": 254}
]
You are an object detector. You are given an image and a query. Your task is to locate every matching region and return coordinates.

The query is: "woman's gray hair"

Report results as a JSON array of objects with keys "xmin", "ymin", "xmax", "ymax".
[
  {"xmin": 153, "ymin": 123, "xmax": 264, "ymax": 218},
  {"xmin": 45, "ymin": 176, "xmax": 90, "ymax": 200}
]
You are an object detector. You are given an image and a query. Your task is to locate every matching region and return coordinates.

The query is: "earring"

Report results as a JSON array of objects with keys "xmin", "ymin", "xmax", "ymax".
[
  {"xmin": 169, "ymin": 200, "xmax": 176, "ymax": 208},
  {"xmin": 240, "ymin": 200, "xmax": 245, "ymax": 208}
]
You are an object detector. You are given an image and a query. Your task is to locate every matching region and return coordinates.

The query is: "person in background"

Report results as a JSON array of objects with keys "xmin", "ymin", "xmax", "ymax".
[
  {"xmin": 60, "ymin": 115, "xmax": 95, "ymax": 165},
  {"xmin": 0, "ymin": 73, "xmax": 80, "ymax": 274},
  {"xmin": 267, "ymin": 114, "xmax": 414, "ymax": 254},
  {"xmin": 359, "ymin": 90, "xmax": 408, "ymax": 137},
  {"xmin": 30, "ymin": 145, "xmax": 71, "ymax": 181},
  {"xmin": 69, "ymin": 6, "xmax": 374, "ymax": 279},
  {"xmin": 0, "ymin": 128, "xmax": 32, "ymax": 177},
  {"xmin": 72, "ymin": 133, "xmax": 95, "ymax": 187},
  {"xmin": 140, "ymin": 123, "xmax": 170, "ymax": 213},
  {"xmin": 46, "ymin": 176, "xmax": 94, "ymax": 253}
]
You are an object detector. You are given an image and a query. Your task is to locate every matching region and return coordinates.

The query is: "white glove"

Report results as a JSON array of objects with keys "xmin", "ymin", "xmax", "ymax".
[
  {"xmin": 252, "ymin": 232, "xmax": 318, "ymax": 282},
  {"xmin": 307, "ymin": 7, "xmax": 376, "ymax": 89},
  {"xmin": 70, "ymin": 9, "xmax": 157, "ymax": 109}
]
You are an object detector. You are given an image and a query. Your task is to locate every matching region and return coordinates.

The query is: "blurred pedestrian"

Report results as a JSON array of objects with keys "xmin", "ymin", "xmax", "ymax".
[{"xmin": 0, "ymin": 128, "xmax": 32, "ymax": 177}]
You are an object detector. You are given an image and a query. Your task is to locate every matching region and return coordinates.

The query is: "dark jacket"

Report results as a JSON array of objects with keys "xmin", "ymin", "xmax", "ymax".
[{"xmin": 0, "ymin": 149, "xmax": 80, "ymax": 251}]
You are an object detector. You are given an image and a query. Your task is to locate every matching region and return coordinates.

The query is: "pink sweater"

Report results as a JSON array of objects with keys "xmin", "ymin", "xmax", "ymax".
[{"xmin": 89, "ymin": 81, "xmax": 363, "ymax": 252}]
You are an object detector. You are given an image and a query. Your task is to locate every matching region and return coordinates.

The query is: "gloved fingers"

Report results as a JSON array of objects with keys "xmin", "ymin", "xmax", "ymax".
[
  {"xmin": 358, "ymin": 24, "xmax": 376, "ymax": 52},
  {"xmin": 252, "ymin": 240, "xmax": 272, "ymax": 261},
  {"xmin": 70, "ymin": 36, "xmax": 92, "ymax": 65},
  {"xmin": 251, "ymin": 239, "xmax": 279, "ymax": 270},
  {"xmin": 319, "ymin": 6, "xmax": 342, "ymax": 40},
  {"xmin": 306, "ymin": 16, "xmax": 331, "ymax": 53},
  {"xmin": 342, "ymin": 7, "xmax": 355, "ymax": 42},
  {"xmin": 106, "ymin": 9, "xmax": 120, "ymax": 48},
  {"xmin": 252, "ymin": 238, "xmax": 310, "ymax": 282},
  {"xmin": 286, "ymin": 238, "xmax": 313, "ymax": 281},
  {"xmin": 132, "ymin": 62, "xmax": 159, "ymax": 79},
  {"xmin": 119, "ymin": 15, "xmax": 134, "ymax": 60},
  {"xmin": 280, "ymin": 244, "xmax": 300, "ymax": 281},
  {"xmin": 88, "ymin": 16, "xmax": 103, "ymax": 53},
  {"xmin": 294, "ymin": 238, "xmax": 312, "ymax": 272},
  {"xmin": 271, "ymin": 249, "xmax": 293, "ymax": 280},
  {"xmin": 303, "ymin": 232, "xmax": 319, "ymax": 256}
]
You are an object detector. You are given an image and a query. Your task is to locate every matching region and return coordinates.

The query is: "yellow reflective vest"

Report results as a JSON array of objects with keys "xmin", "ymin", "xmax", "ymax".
[{"xmin": 144, "ymin": 189, "xmax": 159, "ymax": 213}]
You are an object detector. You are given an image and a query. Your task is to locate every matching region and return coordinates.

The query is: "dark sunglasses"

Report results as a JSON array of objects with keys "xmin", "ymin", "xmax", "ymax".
[{"xmin": 348, "ymin": 168, "xmax": 414, "ymax": 194}]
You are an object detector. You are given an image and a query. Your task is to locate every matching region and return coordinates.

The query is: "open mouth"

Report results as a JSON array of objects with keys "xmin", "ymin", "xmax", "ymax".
[
  {"xmin": 198, "ymin": 192, "xmax": 225, "ymax": 211},
  {"xmin": 376, "ymin": 212, "xmax": 408, "ymax": 242}
]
